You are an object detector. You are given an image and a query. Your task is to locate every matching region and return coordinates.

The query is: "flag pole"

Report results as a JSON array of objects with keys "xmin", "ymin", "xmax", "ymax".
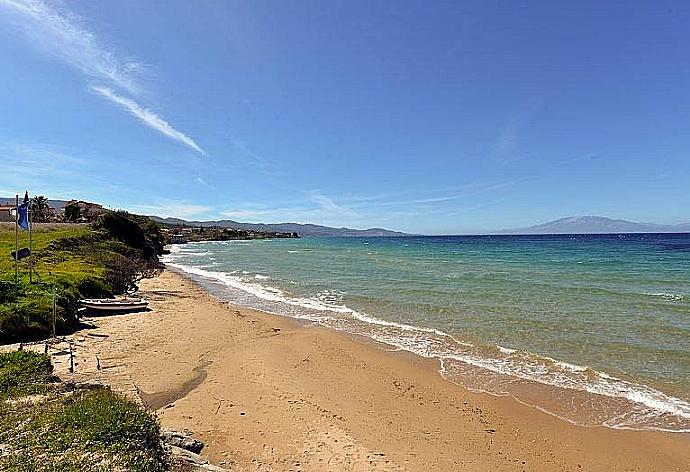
[
  {"xmin": 14, "ymin": 194, "xmax": 19, "ymax": 285},
  {"xmin": 28, "ymin": 194, "xmax": 32, "ymax": 284}
]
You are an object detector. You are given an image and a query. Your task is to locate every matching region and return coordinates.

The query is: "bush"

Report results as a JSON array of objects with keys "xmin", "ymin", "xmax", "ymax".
[
  {"xmin": 77, "ymin": 277, "xmax": 112, "ymax": 299},
  {"xmin": 0, "ymin": 358, "xmax": 166, "ymax": 472},
  {"xmin": 93, "ymin": 212, "xmax": 164, "ymax": 261},
  {"xmin": 0, "ymin": 294, "xmax": 53, "ymax": 343},
  {"xmin": 0, "ymin": 350, "xmax": 53, "ymax": 397},
  {"xmin": 0, "ymin": 281, "xmax": 18, "ymax": 304},
  {"xmin": 55, "ymin": 389, "xmax": 163, "ymax": 451}
]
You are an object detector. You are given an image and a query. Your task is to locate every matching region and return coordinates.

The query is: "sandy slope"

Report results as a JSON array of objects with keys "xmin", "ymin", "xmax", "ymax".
[{"xmin": 59, "ymin": 270, "xmax": 690, "ymax": 471}]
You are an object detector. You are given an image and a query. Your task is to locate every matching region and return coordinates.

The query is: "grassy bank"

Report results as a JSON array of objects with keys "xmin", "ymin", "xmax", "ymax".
[
  {"xmin": 0, "ymin": 212, "xmax": 164, "ymax": 344},
  {"xmin": 0, "ymin": 350, "xmax": 166, "ymax": 471}
]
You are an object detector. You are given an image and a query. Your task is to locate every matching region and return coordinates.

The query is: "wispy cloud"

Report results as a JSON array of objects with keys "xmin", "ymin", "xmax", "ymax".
[
  {"xmin": 0, "ymin": 141, "xmax": 89, "ymax": 184},
  {"xmin": 223, "ymin": 137, "xmax": 282, "ymax": 175},
  {"xmin": 309, "ymin": 191, "xmax": 359, "ymax": 218},
  {"xmin": 220, "ymin": 192, "xmax": 361, "ymax": 225},
  {"xmin": 91, "ymin": 86, "xmax": 205, "ymax": 155},
  {"xmin": 0, "ymin": 0, "xmax": 206, "ymax": 154},
  {"xmin": 196, "ymin": 176, "xmax": 215, "ymax": 190},
  {"xmin": 497, "ymin": 119, "xmax": 521, "ymax": 154},
  {"xmin": 494, "ymin": 106, "xmax": 541, "ymax": 163},
  {"xmin": 0, "ymin": 139, "xmax": 122, "ymax": 198},
  {"xmin": 0, "ymin": 0, "xmax": 140, "ymax": 93},
  {"xmin": 127, "ymin": 201, "xmax": 212, "ymax": 219}
]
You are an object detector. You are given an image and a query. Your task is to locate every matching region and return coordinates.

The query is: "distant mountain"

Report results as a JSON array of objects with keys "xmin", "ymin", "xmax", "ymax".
[
  {"xmin": 151, "ymin": 216, "xmax": 408, "ymax": 237},
  {"xmin": 497, "ymin": 216, "xmax": 690, "ymax": 235},
  {"xmin": 0, "ymin": 197, "xmax": 70, "ymax": 211}
]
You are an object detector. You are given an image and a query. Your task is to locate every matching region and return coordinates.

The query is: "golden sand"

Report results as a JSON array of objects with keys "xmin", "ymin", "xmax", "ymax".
[{"xmin": 59, "ymin": 270, "xmax": 690, "ymax": 471}]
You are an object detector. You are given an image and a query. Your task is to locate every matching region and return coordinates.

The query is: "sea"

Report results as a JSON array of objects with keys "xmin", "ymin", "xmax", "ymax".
[{"xmin": 163, "ymin": 233, "xmax": 690, "ymax": 432}]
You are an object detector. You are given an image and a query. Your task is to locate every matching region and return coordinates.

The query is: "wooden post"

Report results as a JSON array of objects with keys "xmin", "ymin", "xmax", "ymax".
[
  {"xmin": 52, "ymin": 285, "xmax": 57, "ymax": 338},
  {"xmin": 28, "ymin": 195, "xmax": 32, "ymax": 284},
  {"xmin": 69, "ymin": 342, "xmax": 74, "ymax": 373}
]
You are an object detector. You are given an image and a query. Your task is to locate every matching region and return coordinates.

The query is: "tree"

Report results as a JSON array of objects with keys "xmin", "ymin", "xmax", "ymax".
[
  {"xmin": 63, "ymin": 203, "xmax": 82, "ymax": 222},
  {"xmin": 30, "ymin": 195, "xmax": 51, "ymax": 222}
]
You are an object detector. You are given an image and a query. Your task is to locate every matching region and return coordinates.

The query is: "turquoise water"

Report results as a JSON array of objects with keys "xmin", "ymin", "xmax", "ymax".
[{"xmin": 164, "ymin": 234, "xmax": 690, "ymax": 432}]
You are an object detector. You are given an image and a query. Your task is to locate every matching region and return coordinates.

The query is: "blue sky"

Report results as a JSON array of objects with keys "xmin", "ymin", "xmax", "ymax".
[{"xmin": 1, "ymin": 0, "xmax": 689, "ymax": 234}]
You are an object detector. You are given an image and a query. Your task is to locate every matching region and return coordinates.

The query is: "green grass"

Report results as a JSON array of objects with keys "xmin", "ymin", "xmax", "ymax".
[
  {"xmin": 0, "ymin": 215, "xmax": 163, "ymax": 343},
  {"xmin": 0, "ymin": 223, "xmax": 94, "ymax": 283},
  {"xmin": 0, "ymin": 217, "xmax": 168, "ymax": 470},
  {"xmin": 0, "ymin": 366, "xmax": 166, "ymax": 471},
  {"xmin": 0, "ymin": 350, "xmax": 55, "ymax": 399},
  {"xmin": 0, "ymin": 224, "xmax": 106, "ymax": 342}
]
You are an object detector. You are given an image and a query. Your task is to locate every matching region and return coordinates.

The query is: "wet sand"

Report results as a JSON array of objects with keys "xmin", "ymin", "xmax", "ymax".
[{"xmin": 62, "ymin": 270, "xmax": 690, "ymax": 471}]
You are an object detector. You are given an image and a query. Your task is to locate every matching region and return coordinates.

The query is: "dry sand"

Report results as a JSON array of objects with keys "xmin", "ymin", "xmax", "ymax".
[{"xmin": 59, "ymin": 270, "xmax": 690, "ymax": 471}]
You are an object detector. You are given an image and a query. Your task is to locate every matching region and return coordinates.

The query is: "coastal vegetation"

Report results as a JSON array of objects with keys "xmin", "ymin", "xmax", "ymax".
[
  {"xmin": 159, "ymin": 223, "xmax": 299, "ymax": 243},
  {"xmin": 0, "ymin": 350, "xmax": 166, "ymax": 471},
  {"xmin": 0, "ymin": 212, "xmax": 169, "ymax": 470},
  {"xmin": 0, "ymin": 211, "xmax": 164, "ymax": 344}
]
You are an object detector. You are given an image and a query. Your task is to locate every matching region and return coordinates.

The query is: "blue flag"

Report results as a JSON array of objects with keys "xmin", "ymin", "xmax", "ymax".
[{"xmin": 17, "ymin": 203, "xmax": 30, "ymax": 231}]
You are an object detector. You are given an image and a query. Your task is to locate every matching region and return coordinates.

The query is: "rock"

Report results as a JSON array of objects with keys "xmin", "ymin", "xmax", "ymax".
[
  {"xmin": 161, "ymin": 429, "xmax": 205, "ymax": 454},
  {"xmin": 198, "ymin": 464, "xmax": 228, "ymax": 471},
  {"xmin": 167, "ymin": 444, "xmax": 208, "ymax": 464},
  {"xmin": 167, "ymin": 444, "xmax": 229, "ymax": 471}
]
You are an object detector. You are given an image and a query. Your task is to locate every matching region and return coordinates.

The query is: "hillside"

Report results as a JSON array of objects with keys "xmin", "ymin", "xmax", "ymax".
[
  {"xmin": 0, "ymin": 213, "xmax": 164, "ymax": 343},
  {"xmin": 151, "ymin": 216, "xmax": 408, "ymax": 237},
  {"xmin": 497, "ymin": 216, "xmax": 690, "ymax": 235}
]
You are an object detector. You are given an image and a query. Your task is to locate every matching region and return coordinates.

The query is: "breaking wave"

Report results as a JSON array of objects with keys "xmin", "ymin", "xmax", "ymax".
[{"xmin": 163, "ymin": 246, "xmax": 690, "ymax": 433}]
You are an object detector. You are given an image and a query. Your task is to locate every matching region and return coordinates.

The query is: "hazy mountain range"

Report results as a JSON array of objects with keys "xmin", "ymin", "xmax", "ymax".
[
  {"xmin": 2, "ymin": 197, "xmax": 688, "ymax": 236},
  {"xmin": 495, "ymin": 216, "xmax": 690, "ymax": 235},
  {"xmin": 0, "ymin": 198, "xmax": 70, "ymax": 210},
  {"xmin": 150, "ymin": 216, "xmax": 408, "ymax": 237},
  {"xmin": 154, "ymin": 215, "xmax": 690, "ymax": 236}
]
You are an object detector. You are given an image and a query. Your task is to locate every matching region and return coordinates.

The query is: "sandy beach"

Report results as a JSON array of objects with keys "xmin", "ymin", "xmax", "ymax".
[{"xmin": 59, "ymin": 269, "xmax": 690, "ymax": 471}]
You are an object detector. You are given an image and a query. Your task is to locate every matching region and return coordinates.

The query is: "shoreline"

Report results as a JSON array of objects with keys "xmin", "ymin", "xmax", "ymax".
[
  {"xmin": 62, "ymin": 269, "xmax": 690, "ymax": 471},
  {"xmin": 164, "ymin": 255, "xmax": 690, "ymax": 435}
]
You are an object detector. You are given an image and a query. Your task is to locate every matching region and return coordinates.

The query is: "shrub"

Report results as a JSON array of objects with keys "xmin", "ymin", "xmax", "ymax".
[
  {"xmin": 55, "ymin": 389, "xmax": 163, "ymax": 452},
  {"xmin": 0, "ymin": 356, "xmax": 167, "ymax": 472},
  {"xmin": 77, "ymin": 277, "xmax": 112, "ymax": 299},
  {"xmin": 0, "ymin": 281, "xmax": 18, "ymax": 304},
  {"xmin": 0, "ymin": 350, "xmax": 53, "ymax": 396},
  {"xmin": 93, "ymin": 212, "xmax": 164, "ymax": 261}
]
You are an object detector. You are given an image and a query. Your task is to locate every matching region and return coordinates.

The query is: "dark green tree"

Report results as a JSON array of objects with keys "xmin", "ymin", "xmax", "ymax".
[
  {"xmin": 30, "ymin": 195, "xmax": 50, "ymax": 222},
  {"xmin": 63, "ymin": 203, "xmax": 82, "ymax": 222}
]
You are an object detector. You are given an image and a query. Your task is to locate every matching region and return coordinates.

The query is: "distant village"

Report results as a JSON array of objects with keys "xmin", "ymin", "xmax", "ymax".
[
  {"xmin": 0, "ymin": 196, "xmax": 299, "ymax": 243},
  {"xmin": 0, "ymin": 198, "xmax": 106, "ymax": 223},
  {"xmin": 161, "ymin": 225, "xmax": 299, "ymax": 244}
]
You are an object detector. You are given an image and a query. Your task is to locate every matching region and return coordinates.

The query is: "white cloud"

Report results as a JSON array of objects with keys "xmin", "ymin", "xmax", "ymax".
[
  {"xmin": 1, "ymin": 1, "xmax": 206, "ymax": 154},
  {"xmin": 309, "ymin": 192, "xmax": 358, "ymax": 218},
  {"xmin": 0, "ymin": 0, "xmax": 140, "ymax": 93},
  {"xmin": 196, "ymin": 176, "xmax": 215, "ymax": 190},
  {"xmin": 0, "ymin": 140, "xmax": 125, "ymax": 199},
  {"xmin": 127, "ymin": 201, "xmax": 212, "ymax": 219},
  {"xmin": 92, "ymin": 86, "xmax": 205, "ymax": 155},
  {"xmin": 219, "ymin": 192, "xmax": 361, "ymax": 225}
]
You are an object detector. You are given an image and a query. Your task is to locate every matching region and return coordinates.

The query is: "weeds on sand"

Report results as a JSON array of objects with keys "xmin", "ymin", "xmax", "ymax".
[{"xmin": 0, "ymin": 352, "xmax": 166, "ymax": 472}]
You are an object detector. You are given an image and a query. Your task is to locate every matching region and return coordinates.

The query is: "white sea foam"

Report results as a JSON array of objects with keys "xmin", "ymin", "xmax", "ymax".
[
  {"xmin": 643, "ymin": 292, "xmax": 685, "ymax": 302},
  {"xmin": 497, "ymin": 345, "xmax": 517, "ymax": 354},
  {"xmin": 162, "ymin": 252, "xmax": 690, "ymax": 433}
]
